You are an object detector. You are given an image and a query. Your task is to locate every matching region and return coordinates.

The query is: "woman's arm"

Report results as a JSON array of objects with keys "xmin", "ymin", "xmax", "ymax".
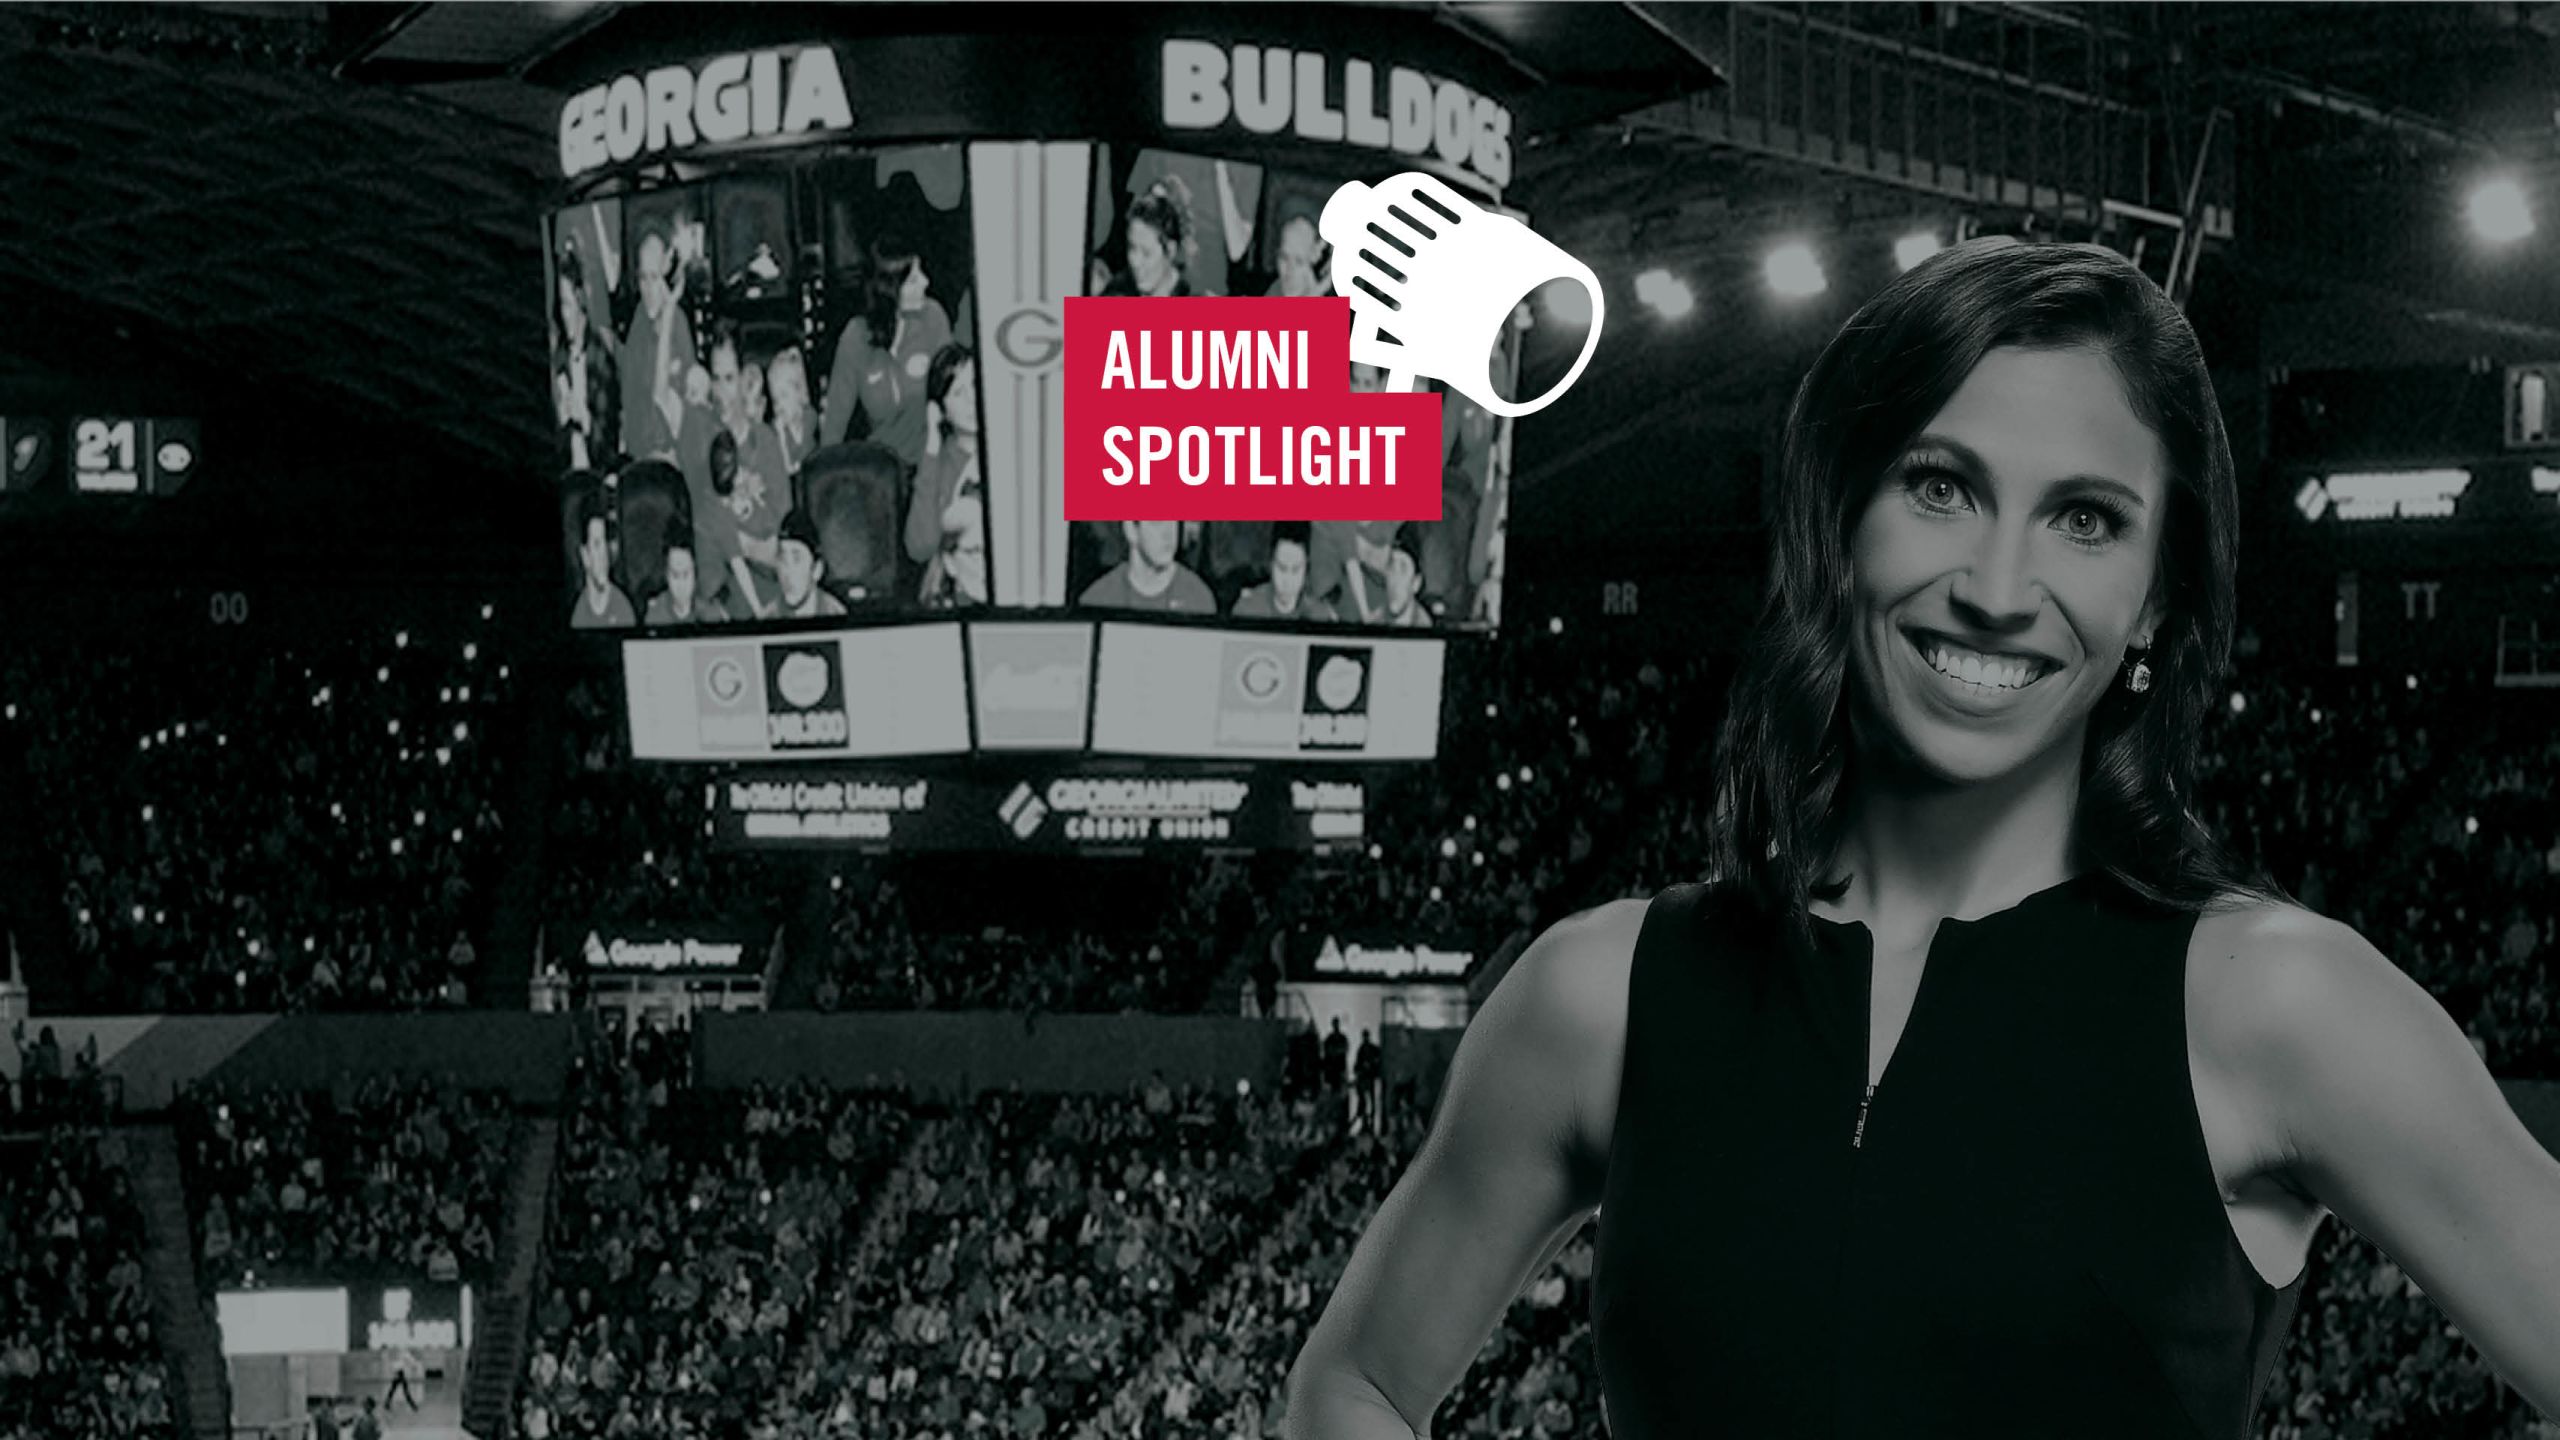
[
  {"xmin": 2218, "ymin": 906, "xmax": 2560, "ymax": 1416},
  {"xmin": 907, "ymin": 450, "xmax": 953, "ymax": 566},
  {"xmin": 1283, "ymin": 900, "xmax": 1640, "ymax": 1439}
]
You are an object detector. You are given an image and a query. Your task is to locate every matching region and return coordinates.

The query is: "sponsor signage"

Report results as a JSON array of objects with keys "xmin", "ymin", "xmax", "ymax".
[
  {"xmin": 710, "ymin": 766, "xmax": 1365, "ymax": 853},
  {"xmin": 1310, "ymin": 934, "xmax": 1472, "ymax": 979},
  {"xmin": 578, "ymin": 925, "xmax": 760, "ymax": 975},
  {"xmin": 625, "ymin": 620, "xmax": 1441, "ymax": 764},
  {"xmin": 363, "ymin": 1284, "xmax": 469, "ymax": 1352},
  {"xmin": 1093, "ymin": 622, "xmax": 1441, "ymax": 761},
  {"xmin": 624, "ymin": 625, "xmax": 970, "ymax": 763}
]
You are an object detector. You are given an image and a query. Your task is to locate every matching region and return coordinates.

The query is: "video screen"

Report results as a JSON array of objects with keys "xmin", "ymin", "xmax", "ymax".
[
  {"xmin": 547, "ymin": 144, "xmax": 986, "ymax": 630},
  {"xmin": 1066, "ymin": 146, "xmax": 1515, "ymax": 631}
]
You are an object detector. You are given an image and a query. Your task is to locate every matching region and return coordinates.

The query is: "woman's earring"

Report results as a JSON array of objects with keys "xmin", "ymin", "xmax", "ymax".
[{"xmin": 2125, "ymin": 645, "xmax": 2153, "ymax": 694}]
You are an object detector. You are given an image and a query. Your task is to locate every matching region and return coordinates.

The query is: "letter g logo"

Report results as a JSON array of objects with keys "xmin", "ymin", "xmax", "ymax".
[{"xmin": 996, "ymin": 304, "xmax": 1063, "ymax": 373}]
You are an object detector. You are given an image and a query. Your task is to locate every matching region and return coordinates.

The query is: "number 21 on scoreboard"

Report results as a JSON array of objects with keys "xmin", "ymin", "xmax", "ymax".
[{"xmin": 74, "ymin": 418, "xmax": 140, "ymax": 493}]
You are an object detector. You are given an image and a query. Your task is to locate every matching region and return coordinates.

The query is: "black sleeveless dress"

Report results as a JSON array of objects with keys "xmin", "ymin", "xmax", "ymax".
[{"xmin": 1590, "ymin": 869, "xmax": 2304, "ymax": 1438}]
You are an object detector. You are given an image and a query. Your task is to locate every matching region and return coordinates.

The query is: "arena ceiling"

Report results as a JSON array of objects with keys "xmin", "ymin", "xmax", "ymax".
[{"xmin": 0, "ymin": 2, "xmax": 2553, "ymax": 522}]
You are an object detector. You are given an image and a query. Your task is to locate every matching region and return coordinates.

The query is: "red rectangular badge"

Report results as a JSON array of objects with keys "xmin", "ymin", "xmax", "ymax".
[{"xmin": 1063, "ymin": 296, "xmax": 1442, "ymax": 523}]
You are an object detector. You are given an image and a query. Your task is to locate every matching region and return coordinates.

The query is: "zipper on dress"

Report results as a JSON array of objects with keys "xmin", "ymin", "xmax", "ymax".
[{"xmin": 1851, "ymin": 1083, "xmax": 1876, "ymax": 1148}]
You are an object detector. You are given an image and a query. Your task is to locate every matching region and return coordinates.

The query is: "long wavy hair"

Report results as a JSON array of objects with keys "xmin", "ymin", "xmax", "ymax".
[{"xmin": 1705, "ymin": 238, "xmax": 2280, "ymax": 958}]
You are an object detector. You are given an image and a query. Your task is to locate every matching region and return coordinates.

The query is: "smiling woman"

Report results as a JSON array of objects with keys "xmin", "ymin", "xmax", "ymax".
[{"xmin": 1281, "ymin": 239, "xmax": 2560, "ymax": 1440}]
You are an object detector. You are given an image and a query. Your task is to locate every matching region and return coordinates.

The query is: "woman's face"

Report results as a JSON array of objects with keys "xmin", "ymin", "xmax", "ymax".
[
  {"xmin": 900, "ymin": 262, "xmax": 930, "ymax": 313},
  {"xmin": 1127, "ymin": 220, "xmax": 1173, "ymax": 296},
  {"xmin": 769, "ymin": 354, "xmax": 807, "ymax": 416},
  {"xmin": 665, "ymin": 548, "xmax": 696, "ymax": 613},
  {"xmin": 1845, "ymin": 344, "xmax": 2167, "ymax": 786},
  {"xmin": 944, "ymin": 359, "xmax": 977, "ymax": 434}
]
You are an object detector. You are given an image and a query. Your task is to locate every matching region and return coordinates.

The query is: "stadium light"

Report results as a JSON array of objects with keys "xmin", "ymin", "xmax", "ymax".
[
  {"xmin": 378, "ymin": 667, "xmax": 389, "ymax": 682},
  {"xmin": 1497, "ymin": 773, "xmax": 1513, "ymax": 792},
  {"xmin": 441, "ymin": 688, "xmax": 452, "ymax": 704},
  {"xmin": 481, "ymin": 604, "xmax": 493, "ymax": 621},
  {"xmin": 1518, "ymin": 766, "xmax": 1532, "ymax": 783},
  {"xmin": 1463, "ymin": 815, "xmax": 1477, "ymax": 831},
  {"xmin": 396, "ymin": 631, "xmax": 409, "ymax": 648},
  {"xmin": 1633, "ymin": 267, "xmax": 1695, "ymax": 320},
  {"xmin": 2466, "ymin": 815, "xmax": 2480, "ymax": 835},
  {"xmin": 1895, "ymin": 230, "xmax": 1944, "ymax": 271},
  {"xmin": 1764, "ymin": 240, "xmax": 1827, "ymax": 298},
  {"xmin": 2311, "ymin": 708, "xmax": 2322, "ymax": 724},
  {"xmin": 1541, "ymin": 276, "xmax": 1593, "ymax": 327},
  {"xmin": 1548, "ymin": 617, "xmax": 1563, "ymax": 634},
  {"xmin": 464, "ymin": 643, "xmax": 478, "ymax": 662},
  {"xmin": 2468, "ymin": 175, "xmax": 2534, "ymax": 245},
  {"xmin": 1440, "ymin": 838, "xmax": 1457, "ymax": 859},
  {"xmin": 1484, "ymin": 703, "xmax": 1496, "ymax": 718},
  {"xmin": 2229, "ymin": 692, "xmax": 2246, "ymax": 714},
  {"xmin": 142, "ymin": 805, "xmax": 153, "ymax": 823}
]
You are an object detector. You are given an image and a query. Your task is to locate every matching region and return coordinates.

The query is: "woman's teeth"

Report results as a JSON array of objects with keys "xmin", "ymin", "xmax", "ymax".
[{"xmin": 1921, "ymin": 640, "xmax": 2045, "ymax": 691}]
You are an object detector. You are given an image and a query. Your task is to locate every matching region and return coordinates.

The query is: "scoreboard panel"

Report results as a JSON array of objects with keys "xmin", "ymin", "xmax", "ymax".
[{"xmin": 68, "ymin": 416, "xmax": 197, "ymax": 495}]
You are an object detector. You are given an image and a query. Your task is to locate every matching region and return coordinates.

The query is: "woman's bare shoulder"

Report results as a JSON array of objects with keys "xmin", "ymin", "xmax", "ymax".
[
  {"xmin": 1490, "ymin": 899, "xmax": 1651, "ymax": 1048},
  {"xmin": 1468, "ymin": 898, "xmax": 1653, "ymax": 1172}
]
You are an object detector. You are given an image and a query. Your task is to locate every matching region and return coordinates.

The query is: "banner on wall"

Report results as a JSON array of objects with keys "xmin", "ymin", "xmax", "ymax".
[
  {"xmin": 575, "ymin": 922, "xmax": 771, "ymax": 976},
  {"xmin": 710, "ymin": 765, "xmax": 1366, "ymax": 852}
]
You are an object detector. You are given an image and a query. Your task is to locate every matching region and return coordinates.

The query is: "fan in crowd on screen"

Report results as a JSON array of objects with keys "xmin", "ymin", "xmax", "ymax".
[
  {"xmin": 775, "ymin": 508, "xmax": 847, "ymax": 620},
  {"xmin": 569, "ymin": 488, "xmax": 634, "ymax": 630},
  {"xmin": 710, "ymin": 323, "xmax": 790, "ymax": 506},
  {"xmin": 1107, "ymin": 176, "xmax": 1205, "ymax": 299},
  {"xmin": 1268, "ymin": 209, "xmax": 1328, "ymax": 299},
  {"xmin": 1283, "ymin": 239, "xmax": 2560, "ymax": 1440},
  {"xmin": 1375, "ymin": 525, "xmax": 1433, "ymax": 629},
  {"xmin": 701, "ymin": 430, "xmax": 767, "ymax": 621},
  {"xmin": 1316, "ymin": 519, "xmax": 1405, "ymax": 624},
  {"xmin": 643, "ymin": 532, "xmax": 724, "ymax": 627},
  {"xmin": 1231, "ymin": 521, "xmax": 1336, "ymax": 622},
  {"xmin": 820, "ymin": 239, "xmax": 952, "ymax": 475},
  {"xmin": 1080, "ymin": 520, "xmax": 1214, "ymax": 614},
  {"xmin": 767, "ymin": 347, "xmax": 816, "ymax": 478},
  {"xmin": 619, "ymin": 225, "xmax": 693, "ymax": 464},
  {"xmin": 552, "ymin": 244, "xmax": 618, "ymax": 473},
  {"xmin": 910, "ymin": 343, "xmax": 988, "ymax": 607}
]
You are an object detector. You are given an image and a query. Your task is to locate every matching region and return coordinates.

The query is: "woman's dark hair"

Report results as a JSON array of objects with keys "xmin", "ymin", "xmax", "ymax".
[
  {"xmin": 1128, "ymin": 177, "xmax": 1196, "ymax": 273},
  {"xmin": 864, "ymin": 240, "xmax": 921, "ymax": 349},
  {"xmin": 926, "ymin": 343, "xmax": 974, "ymax": 439},
  {"xmin": 1706, "ymin": 237, "xmax": 2276, "ymax": 957}
]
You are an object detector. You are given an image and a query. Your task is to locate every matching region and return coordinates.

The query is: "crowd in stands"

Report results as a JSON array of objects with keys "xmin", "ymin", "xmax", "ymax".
[
  {"xmin": 5, "ymin": 1024, "xmax": 116, "ymax": 1131},
  {"xmin": 0, "ymin": 1128, "xmax": 175, "ymax": 1440},
  {"xmin": 522, "ymin": 1021, "xmax": 1367, "ymax": 1440},
  {"xmin": 5, "ymin": 622, "xmax": 514, "ymax": 1014},
  {"xmin": 547, "ymin": 671, "xmax": 801, "ymax": 953},
  {"xmin": 173, "ymin": 1076, "xmax": 513, "ymax": 1290}
]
